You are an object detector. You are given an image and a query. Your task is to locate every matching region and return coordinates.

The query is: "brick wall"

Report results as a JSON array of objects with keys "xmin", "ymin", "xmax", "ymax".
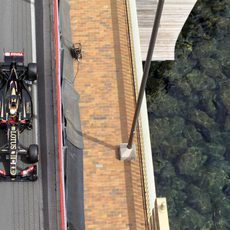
[{"xmin": 69, "ymin": 0, "xmax": 146, "ymax": 229}]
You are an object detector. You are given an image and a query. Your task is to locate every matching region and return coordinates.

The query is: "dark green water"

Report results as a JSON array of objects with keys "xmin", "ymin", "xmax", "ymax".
[{"xmin": 146, "ymin": 0, "xmax": 230, "ymax": 229}]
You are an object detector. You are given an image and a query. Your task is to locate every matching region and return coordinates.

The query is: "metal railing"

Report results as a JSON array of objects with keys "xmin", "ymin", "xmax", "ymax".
[
  {"xmin": 124, "ymin": 0, "xmax": 152, "ymax": 224},
  {"xmin": 124, "ymin": 0, "xmax": 170, "ymax": 229}
]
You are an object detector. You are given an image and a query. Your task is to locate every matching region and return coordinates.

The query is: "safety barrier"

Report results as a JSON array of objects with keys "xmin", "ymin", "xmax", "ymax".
[{"xmin": 124, "ymin": 0, "xmax": 170, "ymax": 229}]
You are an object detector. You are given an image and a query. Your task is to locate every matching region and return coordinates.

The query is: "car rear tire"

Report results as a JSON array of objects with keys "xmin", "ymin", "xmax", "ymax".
[
  {"xmin": 28, "ymin": 144, "xmax": 39, "ymax": 163},
  {"xmin": 27, "ymin": 63, "xmax": 37, "ymax": 81}
]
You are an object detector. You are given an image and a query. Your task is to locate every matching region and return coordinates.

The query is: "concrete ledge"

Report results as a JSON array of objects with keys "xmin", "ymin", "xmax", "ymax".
[
  {"xmin": 118, "ymin": 143, "xmax": 136, "ymax": 161},
  {"xmin": 154, "ymin": 198, "xmax": 170, "ymax": 230}
]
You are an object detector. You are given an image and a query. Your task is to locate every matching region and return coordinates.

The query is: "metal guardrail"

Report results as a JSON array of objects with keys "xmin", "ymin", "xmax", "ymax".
[
  {"xmin": 124, "ymin": 0, "xmax": 151, "ymax": 224},
  {"xmin": 124, "ymin": 0, "xmax": 170, "ymax": 229}
]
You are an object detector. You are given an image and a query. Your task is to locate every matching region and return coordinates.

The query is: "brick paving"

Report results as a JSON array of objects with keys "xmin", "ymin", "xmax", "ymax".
[{"xmin": 69, "ymin": 0, "xmax": 146, "ymax": 229}]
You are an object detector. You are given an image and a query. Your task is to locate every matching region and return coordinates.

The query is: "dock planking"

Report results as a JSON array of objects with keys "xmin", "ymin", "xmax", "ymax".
[{"xmin": 136, "ymin": 0, "xmax": 198, "ymax": 60}]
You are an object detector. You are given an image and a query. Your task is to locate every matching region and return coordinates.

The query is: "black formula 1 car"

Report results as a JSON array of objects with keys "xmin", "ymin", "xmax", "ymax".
[{"xmin": 0, "ymin": 52, "xmax": 38, "ymax": 181}]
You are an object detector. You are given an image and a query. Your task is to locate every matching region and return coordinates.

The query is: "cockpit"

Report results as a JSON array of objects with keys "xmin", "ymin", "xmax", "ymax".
[{"xmin": 8, "ymin": 81, "xmax": 19, "ymax": 116}]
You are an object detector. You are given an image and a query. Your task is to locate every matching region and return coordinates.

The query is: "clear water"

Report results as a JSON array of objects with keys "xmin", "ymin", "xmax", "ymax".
[{"xmin": 146, "ymin": 0, "xmax": 230, "ymax": 229}]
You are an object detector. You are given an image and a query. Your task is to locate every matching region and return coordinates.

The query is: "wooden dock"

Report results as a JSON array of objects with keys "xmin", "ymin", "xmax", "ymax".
[{"xmin": 136, "ymin": 0, "xmax": 198, "ymax": 60}]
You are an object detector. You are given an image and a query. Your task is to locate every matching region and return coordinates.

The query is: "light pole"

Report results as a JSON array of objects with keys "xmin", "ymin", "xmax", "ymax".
[{"xmin": 119, "ymin": 0, "xmax": 165, "ymax": 160}]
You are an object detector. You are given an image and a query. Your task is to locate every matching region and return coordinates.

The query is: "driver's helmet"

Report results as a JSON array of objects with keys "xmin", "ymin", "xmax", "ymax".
[{"xmin": 9, "ymin": 92, "xmax": 19, "ymax": 116}]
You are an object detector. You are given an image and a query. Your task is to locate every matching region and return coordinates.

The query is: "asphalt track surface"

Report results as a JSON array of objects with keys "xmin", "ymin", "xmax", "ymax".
[{"xmin": 0, "ymin": 1, "xmax": 59, "ymax": 229}]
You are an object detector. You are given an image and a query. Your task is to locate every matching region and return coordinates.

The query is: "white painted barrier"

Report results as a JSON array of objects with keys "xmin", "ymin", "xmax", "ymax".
[{"xmin": 125, "ymin": 0, "xmax": 157, "ymax": 219}]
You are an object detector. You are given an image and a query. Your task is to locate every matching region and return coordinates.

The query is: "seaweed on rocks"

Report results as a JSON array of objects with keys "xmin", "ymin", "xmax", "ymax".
[
  {"xmin": 147, "ymin": 0, "xmax": 230, "ymax": 228},
  {"xmin": 213, "ymin": 94, "xmax": 228, "ymax": 128},
  {"xmin": 190, "ymin": 121, "xmax": 212, "ymax": 143}
]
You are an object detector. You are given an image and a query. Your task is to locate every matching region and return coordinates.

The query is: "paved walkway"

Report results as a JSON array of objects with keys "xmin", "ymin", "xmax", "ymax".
[{"xmin": 70, "ymin": 0, "xmax": 146, "ymax": 229}]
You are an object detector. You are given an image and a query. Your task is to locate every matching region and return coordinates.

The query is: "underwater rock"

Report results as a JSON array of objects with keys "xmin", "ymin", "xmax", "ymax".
[
  {"xmin": 211, "ymin": 1, "xmax": 227, "ymax": 14},
  {"xmin": 161, "ymin": 137, "xmax": 187, "ymax": 160},
  {"xmin": 197, "ymin": 90, "xmax": 216, "ymax": 118},
  {"xmin": 192, "ymin": 40, "xmax": 216, "ymax": 59},
  {"xmin": 220, "ymin": 46, "xmax": 230, "ymax": 77},
  {"xmin": 222, "ymin": 184, "xmax": 230, "ymax": 196},
  {"xmin": 211, "ymin": 195, "xmax": 230, "ymax": 227},
  {"xmin": 199, "ymin": 58, "xmax": 220, "ymax": 77},
  {"xmin": 212, "ymin": 94, "xmax": 228, "ymax": 126},
  {"xmin": 186, "ymin": 94, "xmax": 201, "ymax": 111},
  {"xmin": 163, "ymin": 67, "xmax": 184, "ymax": 81},
  {"xmin": 186, "ymin": 70, "xmax": 216, "ymax": 91},
  {"xmin": 157, "ymin": 163, "xmax": 176, "ymax": 187},
  {"xmin": 218, "ymin": 15, "xmax": 230, "ymax": 29},
  {"xmin": 213, "ymin": 218, "xmax": 230, "ymax": 230},
  {"xmin": 208, "ymin": 160, "xmax": 230, "ymax": 175},
  {"xmin": 160, "ymin": 162, "xmax": 176, "ymax": 178},
  {"xmin": 222, "ymin": 65, "xmax": 230, "ymax": 79},
  {"xmin": 171, "ymin": 177, "xmax": 186, "ymax": 190},
  {"xmin": 174, "ymin": 56, "xmax": 195, "ymax": 76},
  {"xmin": 177, "ymin": 147, "xmax": 207, "ymax": 176},
  {"xmin": 216, "ymin": 40, "xmax": 230, "ymax": 64},
  {"xmin": 186, "ymin": 184, "xmax": 212, "ymax": 214},
  {"xmin": 220, "ymin": 81, "xmax": 230, "ymax": 109},
  {"xmin": 224, "ymin": 150, "xmax": 230, "ymax": 160},
  {"xmin": 177, "ymin": 207, "xmax": 211, "ymax": 230},
  {"xmin": 150, "ymin": 117, "xmax": 187, "ymax": 160},
  {"xmin": 220, "ymin": 132, "xmax": 230, "ymax": 148},
  {"xmin": 182, "ymin": 124, "xmax": 203, "ymax": 144},
  {"xmin": 190, "ymin": 142, "xmax": 225, "ymax": 162},
  {"xmin": 224, "ymin": 115, "xmax": 230, "ymax": 131},
  {"xmin": 210, "ymin": 131, "xmax": 230, "ymax": 148},
  {"xmin": 146, "ymin": 76, "xmax": 167, "ymax": 102},
  {"xmin": 206, "ymin": 144, "xmax": 226, "ymax": 159},
  {"xmin": 174, "ymin": 78, "xmax": 192, "ymax": 97},
  {"xmin": 151, "ymin": 136, "xmax": 187, "ymax": 161},
  {"xmin": 195, "ymin": 166, "xmax": 230, "ymax": 194},
  {"xmin": 150, "ymin": 117, "xmax": 185, "ymax": 142},
  {"xmin": 153, "ymin": 157, "xmax": 167, "ymax": 174},
  {"xmin": 188, "ymin": 109, "xmax": 216, "ymax": 130},
  {"xmin": 147, "ymin": 93, "xmax": 185, "ymax": 117}
]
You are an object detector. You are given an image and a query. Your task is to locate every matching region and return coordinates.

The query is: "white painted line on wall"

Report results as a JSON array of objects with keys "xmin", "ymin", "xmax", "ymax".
[
  {"xmin": 30, "ymin": 0, "xmax": 39, "ymax": 145},
  {"xmin": 127, "ymin": 0, "xmax": 156, "ymax": 214}
]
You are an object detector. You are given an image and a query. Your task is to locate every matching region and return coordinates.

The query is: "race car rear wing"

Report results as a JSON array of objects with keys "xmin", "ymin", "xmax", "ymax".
[{"xmin": 4, "ymin": 52, "xmax": 24, "ymax": 63}]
